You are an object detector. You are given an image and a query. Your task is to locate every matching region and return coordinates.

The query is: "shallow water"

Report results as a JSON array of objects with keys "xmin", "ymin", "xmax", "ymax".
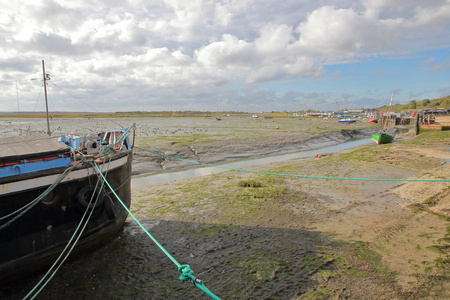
[{"xmin": 132, "ymin": 137, "xmax": 373, "ymax": 187}]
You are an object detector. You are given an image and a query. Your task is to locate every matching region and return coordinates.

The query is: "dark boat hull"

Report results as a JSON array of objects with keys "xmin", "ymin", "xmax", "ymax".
[{"xmin": 0, "ymin": 152, "xmax": 132, "ymax": 284}]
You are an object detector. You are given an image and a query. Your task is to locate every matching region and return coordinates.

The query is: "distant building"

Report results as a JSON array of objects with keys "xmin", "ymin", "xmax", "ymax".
[{"xmin": 421, "ymin": 108, "xmax": 450, "ymax": 116}]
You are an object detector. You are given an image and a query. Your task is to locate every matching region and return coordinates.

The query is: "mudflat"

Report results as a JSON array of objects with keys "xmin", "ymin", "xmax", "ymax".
[{"xmin": 1, "ymin": 116, "xmax": 449, "ymax": 299}]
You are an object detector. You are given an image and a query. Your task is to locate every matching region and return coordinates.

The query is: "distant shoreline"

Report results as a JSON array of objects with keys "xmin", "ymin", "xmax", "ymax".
[{"xmin": 0, "ymin": 112, "xmax": 286, "ymax": 118}]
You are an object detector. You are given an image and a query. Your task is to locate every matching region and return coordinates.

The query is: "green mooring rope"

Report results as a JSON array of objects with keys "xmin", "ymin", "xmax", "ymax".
[
  {"xmin": 135, "ymin": 146, "xmax": 450, "ymax": 182},
  {"xmin": 92, "ymin": 162, "xmax": 221, "ymax": 300},
  {"xmin": 0, "ymin": 165, "xmax": 77, "ymax": 230}
]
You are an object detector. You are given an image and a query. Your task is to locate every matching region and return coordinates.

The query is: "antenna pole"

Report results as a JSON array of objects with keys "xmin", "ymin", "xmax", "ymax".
[{"xmin": 42, "ymin": 60, "xmax": 51, "ymax": 136}]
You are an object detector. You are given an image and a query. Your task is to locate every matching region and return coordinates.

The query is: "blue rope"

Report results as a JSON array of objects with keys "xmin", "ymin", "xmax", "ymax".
[
  {"xmin": 92, "ymin": 161, "xmax": 221, "ymax": 300},
  {"xmin": 134, "ymin": 146, "xmax": 450, "ymax": 182}
]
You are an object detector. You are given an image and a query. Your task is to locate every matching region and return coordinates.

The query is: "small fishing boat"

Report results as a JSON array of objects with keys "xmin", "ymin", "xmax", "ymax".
[
  {"xmin": 368, "ymin": 117, "xmax": 378, "ymax": 123},
  {"xmin": 371, "ymin": 130, "xmax": 394, "ymax": 144},
  {"xmin": 338, "ymin": 118, "xmax": 356, "ymax": 123},
  {"xmin": 0, "ymin": 61, "xmax": 135, "ymax": 284},
  {"xmin": 337, "ymin": 99, "xmax": 356, "ymax": 123},
  {"xmin": 372, "ymin": 92, "xmax": 396, "ymax": 144}
]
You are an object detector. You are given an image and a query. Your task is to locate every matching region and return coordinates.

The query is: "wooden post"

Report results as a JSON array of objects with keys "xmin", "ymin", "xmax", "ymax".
[{"xmin": 415, "ymin": 114, "xmax": 420, "ymax": 135}]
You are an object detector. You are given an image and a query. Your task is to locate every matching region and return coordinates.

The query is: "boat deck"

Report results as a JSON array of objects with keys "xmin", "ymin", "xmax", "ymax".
[{"xmin": 0, "ymin": 134, "xmax": 70, "ymax": 164}]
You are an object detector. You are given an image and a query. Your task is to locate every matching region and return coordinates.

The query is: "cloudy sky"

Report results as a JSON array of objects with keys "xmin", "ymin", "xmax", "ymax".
[{"xmin": 0, "ymin": 0, "xmax": 449, "ymax": 113}]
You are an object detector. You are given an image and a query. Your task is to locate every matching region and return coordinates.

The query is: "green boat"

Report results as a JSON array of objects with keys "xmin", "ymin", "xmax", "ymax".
[
  {"xmin": 373, "ymin": 92, "xmax": 396, "ymax": 144},
  {"xmin": 372, "ymin": 131, "xmax": 395, "ymax": 144}
]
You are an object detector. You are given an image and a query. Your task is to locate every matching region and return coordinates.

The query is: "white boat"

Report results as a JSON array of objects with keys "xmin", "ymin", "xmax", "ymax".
[{"xmin": 338, "ymin": 118, "xmax": 356, "ymax": 123}]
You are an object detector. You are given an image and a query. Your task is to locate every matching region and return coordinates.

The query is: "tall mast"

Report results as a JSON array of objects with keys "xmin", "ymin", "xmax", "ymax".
[
  {"xmin": 383, "ymin": 91, "xmax": 395, "ymax": 131},
  {"xmin": 42, "ymin": 60, "xmax": 51, "ymax": 136}
]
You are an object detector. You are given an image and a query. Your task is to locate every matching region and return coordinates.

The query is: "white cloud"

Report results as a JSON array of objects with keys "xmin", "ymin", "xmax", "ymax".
[
  {"xmin": 195, "ymin": 34, "xmax": 255, "ymax": 68},
  {"xmin": 0, "ymin": 0, "xmax": 449, "ymax": 112},
  {"xmin": 255, "ymin": 23, "xmax": 294, "ymax": 55},
  {"xmin": 422, "ymin": 57, "xmax": 435, "ymax": 65},
  {"xmin": 412, "ymin": 2, "xmax": 450, "ymax": 27},
  {"xmin": 297, "ymin": 6, "xmax": 387, "ymax": 55}
]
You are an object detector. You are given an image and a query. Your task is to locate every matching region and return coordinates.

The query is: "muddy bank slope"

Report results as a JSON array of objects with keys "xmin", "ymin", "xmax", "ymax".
[{"xmin": 132, "ymin": 127, "xmax": 377, "ymax": 175}]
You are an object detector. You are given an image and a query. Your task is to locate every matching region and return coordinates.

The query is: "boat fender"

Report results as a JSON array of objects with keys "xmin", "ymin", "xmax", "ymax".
[
  {"xmin": 76, "ymin": 186, "xmax": 105, "ymax": 209},
  {"xmin": 103, "ymin": 197, "xmax": 116, "ymax": 220}
]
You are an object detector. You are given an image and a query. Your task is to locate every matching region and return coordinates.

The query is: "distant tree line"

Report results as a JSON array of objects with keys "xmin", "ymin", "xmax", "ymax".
[
  {"xmin": 377, "ymin": 95, "xmax": 450, "ymax": 112},
  {"xmin": 2, "ymin": 96, "xmax": 448, "ymax": 118}
]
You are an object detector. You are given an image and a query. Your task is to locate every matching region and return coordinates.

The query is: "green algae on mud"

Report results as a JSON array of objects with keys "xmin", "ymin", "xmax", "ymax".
[
  {"xmin": 132, "ymin": 173, "xmax": 296, "ymax": 225},
  {"xmin": 0, "ymin": 220, "xmax": 400, "ymax": 299}
]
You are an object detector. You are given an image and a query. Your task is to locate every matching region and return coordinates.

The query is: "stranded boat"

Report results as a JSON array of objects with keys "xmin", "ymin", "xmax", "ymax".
[
  {"xmin": 0, "ymin": 61, "xmax": 135, "ymax": 284},
  {"xmin": 338, "ymin": 118, "xmax": 356, "ymax": 124},
  {"xmin": 0, "ymin": 127, "xmax": 134, "ymax": 283},
  {"xmin": 371, "ymin": 130, "xmax": 394, "ymax": 144},
  {"xmin": 372, "ymin": 92, "xmax": 396, "ymax": 144},
  {"xmin": 337, "ymin": 98, "xmax": 356, "ymax": 124}
]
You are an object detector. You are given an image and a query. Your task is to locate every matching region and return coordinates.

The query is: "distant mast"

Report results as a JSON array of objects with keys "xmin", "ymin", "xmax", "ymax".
[
  {"xmin": 383, "ymin": 91, "xmax": 395, "ymax": 131},
  {"xmin": 42, "ymin": 60, "xmax": 51, "ymax": 136}
]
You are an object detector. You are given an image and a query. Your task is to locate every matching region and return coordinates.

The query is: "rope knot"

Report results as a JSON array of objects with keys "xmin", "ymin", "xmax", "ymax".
[
  {"xmin": 178, "ymin": 264, "xmax": 202, "ymax": 284},
  {"xmin": 98, "ymin": 145, "xmax": 116, "ymax": 158}
]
